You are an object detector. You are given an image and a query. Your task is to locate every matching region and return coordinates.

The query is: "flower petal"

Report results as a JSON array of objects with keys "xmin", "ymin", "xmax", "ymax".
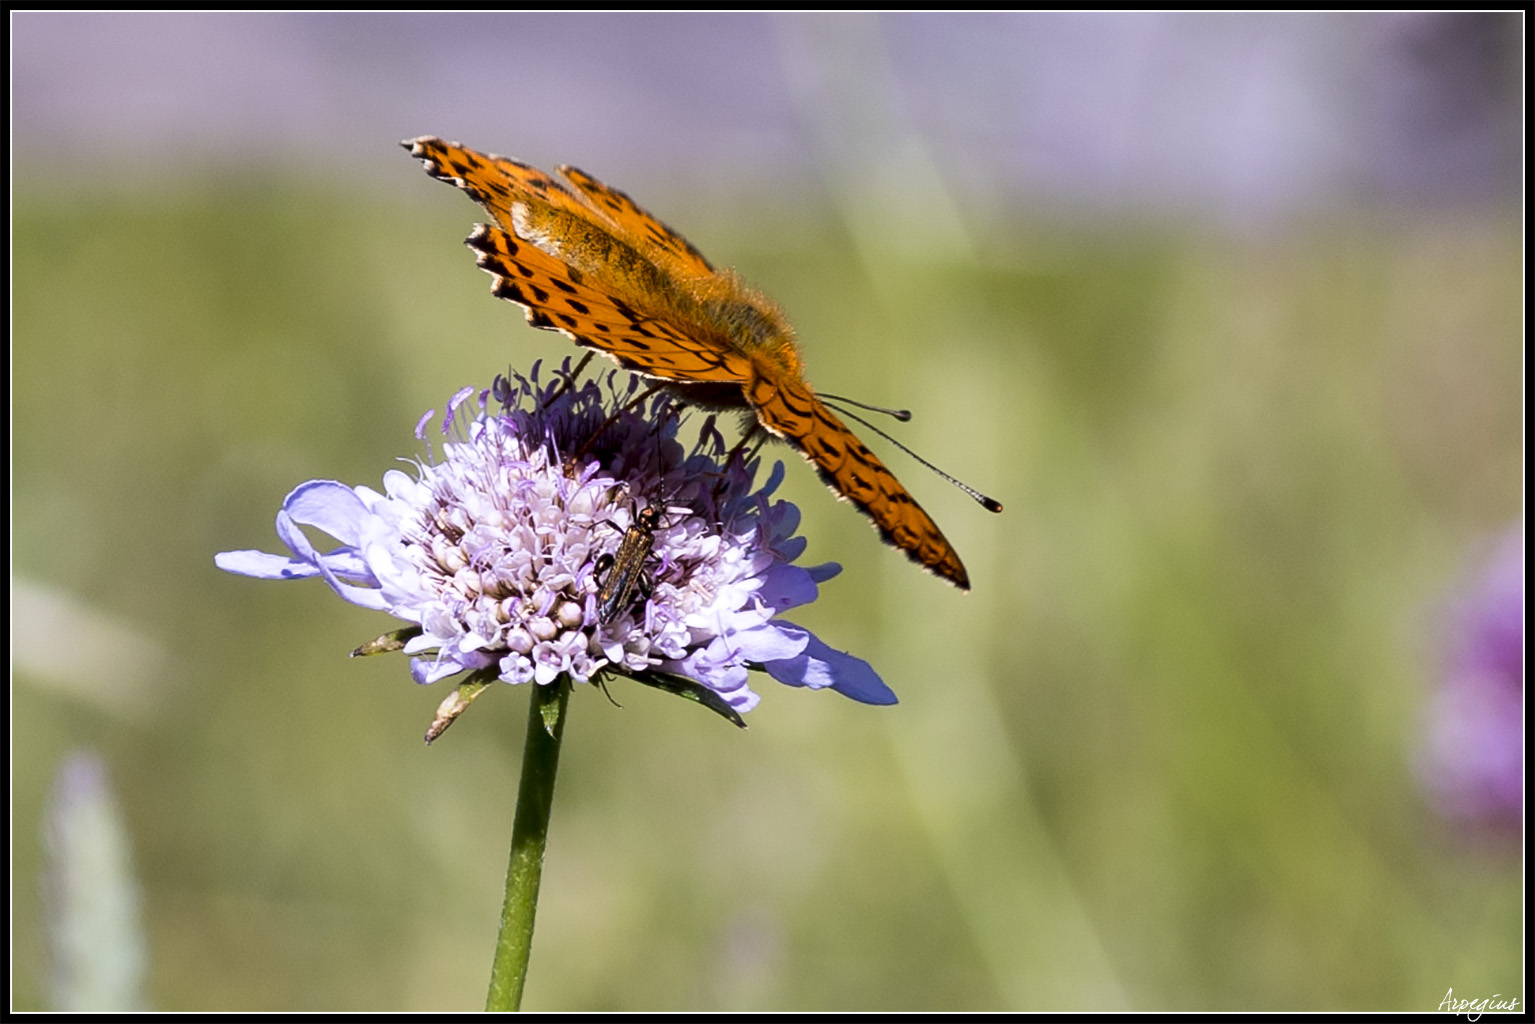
[
  {"xmin": 282, "ymin": 480, "xmax": 373, "ymax": 546},
  {"xmin": 760, "ymin": 624, "xmax": 896, "ymax": 705},
  {"xmin": 730, "ymin": 622, "xmax": 811, "ymax": 664},
  {"xmin": 214, "ymin": 549, "xmax": 321, "ymax": 580},
  {"xmin": 755, "ymin": 564, "xmax": 820, "ymax": 614},
  {"xmin": 807, "ymin": 562, "xmax": 842, "ymax": 584}
]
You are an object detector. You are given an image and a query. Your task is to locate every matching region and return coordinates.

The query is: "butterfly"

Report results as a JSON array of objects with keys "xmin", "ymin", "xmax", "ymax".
[{"xmin": 403, "ymin": 136, "xmax": 977, "ymax": 590}]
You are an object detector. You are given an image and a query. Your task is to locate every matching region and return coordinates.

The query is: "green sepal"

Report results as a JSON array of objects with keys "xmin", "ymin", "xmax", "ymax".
[
  {"xmin": 351, "ymin": 626, "xmax": 421, "ymax": 657},
  {"xmin": 536, "ymin": 679, "xmax": 568, "ymax": 739},
  {"xmin": 424, "ymin": 670, "xmax": 496, "ymax": 745}
]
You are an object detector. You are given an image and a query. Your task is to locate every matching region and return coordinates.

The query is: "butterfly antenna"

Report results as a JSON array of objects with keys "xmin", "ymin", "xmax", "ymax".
[
  {"xmin": 818, "ymin": 392, "xmax": 912, "ymax": 423},
  {"xmin": 821, "ymin": 399, "xmax": 1004, "ymax": 514}
]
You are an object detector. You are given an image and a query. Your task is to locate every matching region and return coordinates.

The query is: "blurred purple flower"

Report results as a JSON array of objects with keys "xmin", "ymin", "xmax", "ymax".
[
  {"xmin": 215, "ymin": 361, "xmax": 892, "ymax": 729},
  {"xmin": 1418, "ymin": 528, "xmax": 1524, "ymax": 827}
]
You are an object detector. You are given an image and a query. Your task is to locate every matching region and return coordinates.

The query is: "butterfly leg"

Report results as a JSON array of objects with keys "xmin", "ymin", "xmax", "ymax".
[
  {"xmin": 539, "ymin": 352, "xmax": 598, "ymax": 410},
  {"xmin": 711, "ymin": 423, "xmax": 769, "ymax": 504},
  {"xmin": 566, "ymin": 382, "xmax": 666, "ymax": 466},
  {"xmin": 718, "ymin": 420, "xmax": 767, "ymax": 472}
]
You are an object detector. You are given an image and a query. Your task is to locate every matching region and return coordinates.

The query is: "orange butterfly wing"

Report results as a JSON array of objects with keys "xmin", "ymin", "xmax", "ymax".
[
  {"xmin": 556, "ymin": 164, "xmax": 719, "ymax": 282},
  {"xmin": 403, "ymin": 136, "xmax": 972, "ymax": 590},
  {"xmin": 465, "ymin": 223, "xmax": 753, "ymax": 385}
]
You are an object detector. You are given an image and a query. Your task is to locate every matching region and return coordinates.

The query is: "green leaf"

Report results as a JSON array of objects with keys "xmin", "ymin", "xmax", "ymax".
[{"xmin": 620, "ymin": 669, "xmax": 748, "ymax": 729}]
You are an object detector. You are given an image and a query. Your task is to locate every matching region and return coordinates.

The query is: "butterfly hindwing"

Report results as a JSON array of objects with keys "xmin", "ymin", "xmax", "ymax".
[{"xmin": 557, "ymin": 165, "xmax": 718, "ymax": 280}]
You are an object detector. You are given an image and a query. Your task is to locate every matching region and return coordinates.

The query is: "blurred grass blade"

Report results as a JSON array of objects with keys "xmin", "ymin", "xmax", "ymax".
[{"xmin": 43, "ymin": 751, "xmax": 148, "ymax": 1012}]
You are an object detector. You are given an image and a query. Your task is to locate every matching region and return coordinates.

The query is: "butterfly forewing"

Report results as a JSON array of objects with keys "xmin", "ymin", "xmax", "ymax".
[
  {"xmin": 404, "ymin": 136, "xmax": 975, "ymax": 590},
  {"xmin": 408, "ymin": 136, "xmax": 594, "ymax": 245}
]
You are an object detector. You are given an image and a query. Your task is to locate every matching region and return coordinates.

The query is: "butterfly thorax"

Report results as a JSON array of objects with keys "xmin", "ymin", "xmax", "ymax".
[{"xmin": 698, "ymin": 274, "xmax": 803, "ymax": 372}]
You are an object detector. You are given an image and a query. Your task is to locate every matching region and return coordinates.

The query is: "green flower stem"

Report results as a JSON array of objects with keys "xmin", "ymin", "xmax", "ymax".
[{"xmin": 486, "ymin": 678, "xmax": 571, "ymax": 1012}]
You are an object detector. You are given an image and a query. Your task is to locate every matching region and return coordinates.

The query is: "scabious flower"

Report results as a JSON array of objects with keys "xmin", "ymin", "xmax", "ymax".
[
  {"xmin": 215, "ymin": 361, "xmax": 892, "ymax": 734},
  {"xmin": 1417, "ymin": 527, "xmax": 1524, "ymax": 828}
]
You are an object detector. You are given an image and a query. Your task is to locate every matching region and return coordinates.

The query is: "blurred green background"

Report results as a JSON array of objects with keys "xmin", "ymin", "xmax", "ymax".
[{"xmin": 12, "ymin": 12, "xmax": 1523, "ymax": 1012}]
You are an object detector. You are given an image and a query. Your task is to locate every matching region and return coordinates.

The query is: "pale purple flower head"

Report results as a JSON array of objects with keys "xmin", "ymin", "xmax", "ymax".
[
  {"xmin": 1418, "ymin": 527, "xmax": 1524, "ymax": 827},
  {"xmin": 216, "ymin": 361, "xmax": 892, "ymax": 731}
]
